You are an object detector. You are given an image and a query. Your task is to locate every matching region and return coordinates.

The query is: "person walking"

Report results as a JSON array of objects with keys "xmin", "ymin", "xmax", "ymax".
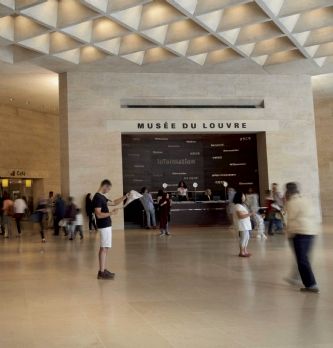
[
  {"xmin": 74, "ymin": 208, "xmax": 84, "ymax": 240},
  {"xmin": 35, "ymin": 198, "xmax": 47, "ymax": 243},
  {"xmin": 53, "ymin": 194, "xmax": 65, "ymax": 236},
  {"xmin": 233, "ymin": 191, "xmax": 253, "ymax": 257},
  {"xmin": 158, "ymin": 192, "xmax": 171, "ymax": 236},
  {"xmin": 0, "ymin": 194, "xmax": 5, "ymax": 235},
  {"xmin": 227, "ymin": 187, "xmax": 236, "ymax": 225},
  {"xmin": 47, "ymin": 191, "xmax": 55, "ymax": 229},
  {"xmin": 92, "ymin": 179, "xmax": 128, "ymax": 280},
  {"xmin": 267, "ymin": 183, "xmax": 284, "ymax": 235},
  {"xmin": 285, "ymin": 182, "xmax": 320, "ymax": 293},
  {"xmin": 255, "ymin": 208, "xmax": 267, "ymax": 240},
  {"xmin": 13, "ymin": 195, "xmax": 27, "ymax": 237},
  {"xmin": 64, "ymin": 197, "xmax": 77, "ymax": 240},
  {"xmin": 140, "ymin": 187, "xmax": 156, "ymax": 229},
  {"xmin": 2, "ymin": 192, "xmax": 14, "ymax": 238},
  {"xmin": 85, "ymin": 193, "xmax": 97, "ymax": 231}
]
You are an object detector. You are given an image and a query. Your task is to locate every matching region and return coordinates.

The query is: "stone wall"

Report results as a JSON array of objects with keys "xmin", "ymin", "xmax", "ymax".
[
  {"xmin": 60, "ymin": 73, "xmax": 320, "ymax": 229},
  {"xmin": 314, "ymin": 97, "xmax": 333, "ymax": 219},
  {"xmin": 0, "ymin": 104, "xmax": 60, "ymax": 201}
]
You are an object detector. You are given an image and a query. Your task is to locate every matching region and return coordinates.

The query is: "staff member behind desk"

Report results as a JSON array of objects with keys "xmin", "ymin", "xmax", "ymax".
[
  {"xmin": 177, "ymin": 180, "xmax": 188, "ymax": 201},
  {"xmin": 202, "ymin": 189, "xmax": 212, "ymax": 201},
  {"xmin": 93, "ymin": 179, "xmax": 128, "ymax": 280}
]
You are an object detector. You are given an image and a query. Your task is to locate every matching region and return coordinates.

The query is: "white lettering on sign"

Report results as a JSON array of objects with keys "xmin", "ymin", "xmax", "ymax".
[{"xmin": 107, "ymin": 120, "xmax": 279, "ymax": 133}]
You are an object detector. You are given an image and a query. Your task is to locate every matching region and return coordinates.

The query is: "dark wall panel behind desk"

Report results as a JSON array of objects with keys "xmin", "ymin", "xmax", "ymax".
[{"xmin": 122, "ymin": 134, "xmax": 259, "ymax": 196}]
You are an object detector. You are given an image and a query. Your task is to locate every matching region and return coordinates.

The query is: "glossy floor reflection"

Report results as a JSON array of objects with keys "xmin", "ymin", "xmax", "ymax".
[{"xmin": 0, "ymin": 223, "xmax": 332, "ymax": 348}]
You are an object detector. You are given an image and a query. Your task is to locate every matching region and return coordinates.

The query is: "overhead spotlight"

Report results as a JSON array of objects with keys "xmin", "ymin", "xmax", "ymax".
[{"xmin": 9, "ymin": 97, "xmax": 14, "ymax": 102}]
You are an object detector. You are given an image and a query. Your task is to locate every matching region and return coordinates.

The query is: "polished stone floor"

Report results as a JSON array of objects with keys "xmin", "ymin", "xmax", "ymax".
[{"xmin": 0, "ymin": 223, "xmax": 332, "ymax": 348}]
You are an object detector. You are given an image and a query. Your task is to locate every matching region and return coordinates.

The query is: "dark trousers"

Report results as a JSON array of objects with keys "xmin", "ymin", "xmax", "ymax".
[
  {"xmin": 15, "ymin": 214, "xmax": 24, "ymax": 234},
  {"xmin": 53, "ymin": 216, "xmax": 66, "ymax": 235},
  {"xmin": 0, "ymin": 215, "xmax": 4, "ymax": 234},
  {"xmin": 39, "ymin": 221, "xmax": 45, "ymax": 239},
  {"xmin": 268, "ymin": 216, "xmax": 283, "ymax": 234},
  {"xmin": 74, "ymin": 226, "xmax": 83, "ymax": 238},
  {"xmin": 53, "ymin": 216, "xmax": 60, "ymax": 235},
  {"xmin": 293, "ymin": 234, "xmax": 317, "ymax": 288},
  {"xmin": 88, "ymin": 213, "xmax": 97, "ymax": 231}
]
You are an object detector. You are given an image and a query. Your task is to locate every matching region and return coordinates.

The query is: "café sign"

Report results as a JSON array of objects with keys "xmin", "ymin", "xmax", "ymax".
[
  {"xmin": 0, "ymin": 168, "xmax": 47, "ymax": 179},
  {"xmin": 107, "ymin": 120, "xmax": 279, "ymax": 133}
]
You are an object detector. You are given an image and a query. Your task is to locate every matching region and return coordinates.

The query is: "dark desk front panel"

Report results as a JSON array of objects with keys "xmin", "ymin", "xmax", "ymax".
[
  {"xmin": 170, "ymin": 201, "xmax": 229, "ymax": 226},
  {"xmin": 124, "ymin": 200, "xmax": 230, "ymax": 227}
]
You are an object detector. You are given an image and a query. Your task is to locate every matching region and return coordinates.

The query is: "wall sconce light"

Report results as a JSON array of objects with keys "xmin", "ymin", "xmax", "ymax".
[
  {"xmin": 2, "ymin": 179, "xmax": 9, "ymax": 187},
  {"xmin": 25, "ymin": 179, "xmax": 32, "ymax": 188}
]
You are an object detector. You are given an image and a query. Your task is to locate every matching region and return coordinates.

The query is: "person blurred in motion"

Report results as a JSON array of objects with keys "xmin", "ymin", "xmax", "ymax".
[
  {"xmin": 140, "ymin": 187, "xmax": 156, "ymax": 229},
  {"xmin": 0, "ymin": 193, "xmax": 5, "ymax": 235},
  {"xmin": 227, "ymin": 187, "xmax": 236, "ymax": 224},
  {"xmin": 2, "ymin": 192, "xmax": 14, "ymax": 238},
  {"xmin": 267, "ymin": 183, "xmax": 284, "ymax": 235},
  {"xmin": 158, "ymin": 192, "xmax": 171, "ymax": 236},
  {"xmin": 86, "ymin": 193, "xmax": 97, "ymax": 232},
  {"xmin": 13, "ymin": 195, "xmax": 27, "ymax": 237},
  {"xmin": 233, "ymin": 191, "xmax": 253, "ymax": 257},
  {"xmin": 255, "ymin": 208, "xmax": 267, "ymax": 240},
  {"xmin": 202, "ymin": 189, "xmax": 212, "ymax": 201},
  {"xmin": 246, "ymin": 187, "xmax": 259, "ymax": 213},
  {"xmin": 35, "ymin": 197, "xmax": 47, "ymax": 243},
  {"xmin": 177, "ymin": 180, "xmax": 188, "ymax": 201},
  {"xmin": 93, "ymin": 179, "xmax": 128, "ymax": 280},
  {"xmin": 47, "ymin": 191, "xmax": 55, "ymax": 229},
  {"xmin": 74, "ymin": 208, "xmax": 84, "ymax": 240},
  {"xmin": 285, "ymin": 182, "xmax": 320, "ymax": 293},
  {"xmin": 53, "ymin": 194, "xmax": 65, "ymax": 236},
  {"xmin": 64, "ymin": 196, "xmax": 77, "ymax": 240},
  {"xmin": 246, "ymin": 187, "xmax": 259, "ymax": 229}
]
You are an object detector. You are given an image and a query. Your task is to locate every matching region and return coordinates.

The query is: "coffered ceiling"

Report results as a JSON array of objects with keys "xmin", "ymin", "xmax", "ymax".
[{"xmin": 0, "ymin": 0, "xmax": 333, "ymax": 74}]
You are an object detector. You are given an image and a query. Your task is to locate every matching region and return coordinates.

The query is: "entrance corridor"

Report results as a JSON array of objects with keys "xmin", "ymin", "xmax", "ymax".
[{"xmin": 0, "ymin": 224, "xmax": 332, "ymax": 348}]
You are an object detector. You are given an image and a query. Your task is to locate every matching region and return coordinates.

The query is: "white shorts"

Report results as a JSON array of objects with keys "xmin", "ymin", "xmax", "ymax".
[{"xmin": 99, "ymin": 227, "xmax": 112, "ymax": 248}]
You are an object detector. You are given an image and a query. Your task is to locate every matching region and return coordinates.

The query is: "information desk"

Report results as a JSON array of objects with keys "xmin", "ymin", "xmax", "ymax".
[
  {"xmin": 124, "ymin": 199, "xmax": 230, "ymax": 227},
  {"xmin": 170, "ymin": 201, "xmax": 229, "ymax": 226}
]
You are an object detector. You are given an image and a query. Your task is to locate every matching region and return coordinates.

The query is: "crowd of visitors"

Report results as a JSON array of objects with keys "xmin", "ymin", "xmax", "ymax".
[
  {"xmin": 0, "ymin": 179, "xmax": 320, "ymax": 292},
  {"xmin": 0, "ymin": 191, "xmax": 99, "ymax": 243}
]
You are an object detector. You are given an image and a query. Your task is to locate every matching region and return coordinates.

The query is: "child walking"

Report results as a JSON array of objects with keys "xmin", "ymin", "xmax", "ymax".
[
  {"xmin": 255, "ymin": 209, "xmax": 267, "ymax": 240},
  {"xmin": 74, "ymin": 208, "xmax": 84, "ymax": 240},
  {"xmin": 158, "ymin": 192, "xmax": 171, "ymax": 236}
]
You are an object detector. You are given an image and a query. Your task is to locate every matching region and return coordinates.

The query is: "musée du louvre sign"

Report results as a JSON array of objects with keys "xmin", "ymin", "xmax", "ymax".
[{"xmin": 107, "ymin": 120, "xmax": 279, "ymax": 133}]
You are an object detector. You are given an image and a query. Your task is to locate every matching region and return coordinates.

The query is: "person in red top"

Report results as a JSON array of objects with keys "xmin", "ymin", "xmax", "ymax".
[
  {"xmin": 2, "ymin": 192, "xmax": 14, "ymax": 238},
  {"xmin": 266, "ymin": 184, "xmax": 284, "ymax": 235}
]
